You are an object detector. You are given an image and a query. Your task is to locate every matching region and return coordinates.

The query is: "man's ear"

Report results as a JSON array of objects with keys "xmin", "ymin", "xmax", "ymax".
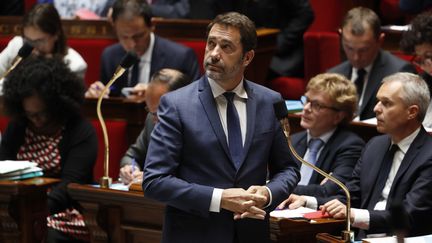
[
  {"xmin": 243, "ymin": 50, "xmax": 255, "ymax": 67},
  {"xmin": 407, "ymin": 104, "xmax": 419, "ymax": 121}
]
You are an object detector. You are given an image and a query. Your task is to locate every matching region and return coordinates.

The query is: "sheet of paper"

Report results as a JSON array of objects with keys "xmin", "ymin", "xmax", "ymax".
[
  {"xmin": 270, "ymin": 206, "xmax": 316, "ymax": 218},
  {"xmin": 0, "ymin": 160, "xmax": 37, "ymax": 174}
]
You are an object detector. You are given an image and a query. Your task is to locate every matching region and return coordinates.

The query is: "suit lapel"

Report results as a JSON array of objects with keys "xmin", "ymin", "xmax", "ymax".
[
  {"xmin": 150, "ymin": 36, "xmax": 165, "ymax": 75},
  {"xmin": 388, "ymin": 128, "xmax": 426, "ymax": 202},
  {"xmin": 359, "ymin": 51, "xmax": 384, "ymax": 114},
  {"xmin": 197, "ymin": 77, "xmax": 231, "ymax": 162},
  {"xmin": 237, "ymin": 81, "xmax": 256, "ymax": 170},
  {"xmin": 362, "ymin": 137, "xmax": 392, "ymax": 209}
]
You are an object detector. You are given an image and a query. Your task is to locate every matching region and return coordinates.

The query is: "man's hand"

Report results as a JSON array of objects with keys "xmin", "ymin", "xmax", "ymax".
[
  {"xmin": 85, "ymin": 81, "xmax": 109, "ymax": 98},
  {"xmin": 221, "ymin": 188, "xmax": 267, "ymax": 220},
  {"xmin": 277, "ymin": 194, "xmax": 306, "ymax": 210},
  {"xmin": 320, "ymin": 199, "xmax": 353, "ymax": 222},
  {"xmin": 119, "ymin": 165, "xmax": 143, "ymax": 185},
  {"xmin": 246, "ymin": 186, "xmax": 269, "ymax": 208},
  {"xmin": 127, "ymin": 83, "xmax": 147, "ymax": 101}
]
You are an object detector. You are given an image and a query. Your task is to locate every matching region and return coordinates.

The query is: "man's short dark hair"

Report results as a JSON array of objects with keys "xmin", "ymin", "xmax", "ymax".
[
  {"xmin": 206, "ymin": 12, "xmax": 257, "ymax": 54},
  {"xmin": 112, "ymin": 0, "xmax": 152, "ymax": 27}
]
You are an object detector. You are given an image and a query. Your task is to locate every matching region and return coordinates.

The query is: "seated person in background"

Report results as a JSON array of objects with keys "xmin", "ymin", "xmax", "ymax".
[
  {"xmin": 400, "ymin": 12, "xmax": 432, "ymax": 128},
  {"xmin": 328, "ymin": 7, "xmax": 416, "ymax": 121},
  {"xmin": 119, "ymin": 68, "xmax": 191, "ymax": 185},
  {"xmin": 0, "ymin": 3, "xmax": 87, "ymax": 83},
  {"xmin": 277, "ymin": 73, "xmax": 365, "ymax": 209},
  {"xmin": 233, "ymin": 0, "xmax": 314, "ymax": 79},
  {"xmin": 147, "ymin": 0, "xmax": 190, "ymax": 19},
  {"xmin": 0, "ymin": 56, "xmax": 97, "ymax": 241},
  {"xmin": 37, "ymin": 0, "xmax": 114, "ymax": 19},
  {"xmin": 290, "ymin": 73, "xmax": 432, "ymax": 239},
  {"xmin": 85, "ymin": 0, "xmax": 200, "ymax": 99}
]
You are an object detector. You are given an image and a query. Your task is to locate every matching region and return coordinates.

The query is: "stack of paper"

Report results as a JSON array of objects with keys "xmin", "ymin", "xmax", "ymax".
[
  {"xmin": 0, "ymin": 160, "xmax": 43, "ymax": 180},
  {"xmin": 285, "ymin": 100, "xmax": 303, "ymax": 114}
]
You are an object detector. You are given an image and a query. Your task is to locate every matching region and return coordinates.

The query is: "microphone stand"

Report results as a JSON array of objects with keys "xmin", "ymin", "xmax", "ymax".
[
  {"xmin": 274, "ymin": 101, "xmax": 354, "ymax": 243},
  {"xmin": 97, "ymin": 52, "xmax": 138, "ymax": 188}
]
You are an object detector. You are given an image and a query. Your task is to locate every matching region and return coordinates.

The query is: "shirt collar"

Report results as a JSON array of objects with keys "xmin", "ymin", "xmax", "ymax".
[
  {"xmin": 307, "ymin": 128, "xmax": 336, "ymax": 145},
  {"xmin": 140, "ymin": 32, "xmax": 155, "ymax": 63},
  {"xmin": 207, "ymin": 77, "xmax": 248, "ymax": 100},
  {"xmin": 394, "ymin": 127, "xmax": 421, "ymax": 154},
  {"xmin": 353, "ymin": 63, "xmax": 373, "ymax": 75}
]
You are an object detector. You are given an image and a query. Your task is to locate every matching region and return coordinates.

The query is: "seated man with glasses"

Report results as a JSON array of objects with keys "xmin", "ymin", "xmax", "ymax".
[
  {"xmin": 277, "ymin": 73, "xmax": 365, "ymax": 209},
  {"xmin": 118, "ymin": 68, "xmax": 191, "ymax": 185},
  {"xmin": 400, "ymin": 12, "xmax": 432, "ymax": 128}
]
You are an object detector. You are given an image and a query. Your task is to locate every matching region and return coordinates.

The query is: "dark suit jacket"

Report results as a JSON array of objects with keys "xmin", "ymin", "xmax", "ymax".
[
  {"xmin": 100, "ymin": 35, "xmax": 200, "ymax": 96},
  {"xmin": 328, "ymin": 50, "xmax": 417, "ymax": 120},
  {"xmin": 235, "ymin": 0, "xmax": 314, "ymax": 77},
  {"xmin": 321, "ymin": 128, "xmax": 432, "ymax": 238},
  {"xmin": 143, "ymin": 76, "xmax": 300, "ymax": 243},
  {"xmin": 120, "ymin": 113, "xmax": 154, "ymax": 170},
  {"xmin": 292, "ymin": 128, "xmax": 364, "ymax": 198}
]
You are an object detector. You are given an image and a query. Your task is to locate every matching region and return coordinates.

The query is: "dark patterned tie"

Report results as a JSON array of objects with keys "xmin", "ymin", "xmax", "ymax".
[
  {"xmin": 355, "ymin": 68, "xmax": 366, "ymax": 97},
  {"xmin": 224, "ymin": 92, "xmax": 243, "ymax": 168},
  {"xmin": 368, "ymin": 144, "xmax": 399, "ymax": 209}
]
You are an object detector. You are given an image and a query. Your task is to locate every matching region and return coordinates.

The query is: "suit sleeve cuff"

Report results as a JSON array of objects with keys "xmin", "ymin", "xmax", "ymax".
[
  {"xmin": 352, "ymin": 208, "xmax": 370, "ymax": 230},
  {"xmin": 264, "ymin": 186, "xmax": 273, "ymax": 208},
  {"xmin": 209, "ymin": 188, "xmax": 223, "ymax": 212},
  {"xmin": 303, "ymin": 196, "xmax": 318, "ymax": 210}
]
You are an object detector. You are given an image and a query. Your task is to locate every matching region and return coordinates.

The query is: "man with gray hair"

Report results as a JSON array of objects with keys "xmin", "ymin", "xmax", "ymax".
[
  {"xmin": 328, "ymin": 7, "xmax": 416, "ymax": 120},
  {"xmin": 319, "ymin": 72, "xmax": 432, "ymax": 239}
]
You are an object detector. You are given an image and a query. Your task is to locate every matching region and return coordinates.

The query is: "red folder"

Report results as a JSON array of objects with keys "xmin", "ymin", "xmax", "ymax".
[{"xmin": 303, "ymin": 210, "xmax": 331, "ymax": 219}]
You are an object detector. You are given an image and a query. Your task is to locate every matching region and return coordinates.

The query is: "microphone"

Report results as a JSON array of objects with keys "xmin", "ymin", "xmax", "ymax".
[
  {"xmin": 273, "ymin": 100, "xmax": 354, "ymax": 243},
  {"xmin": 0, "ymin": 42, "xmax": 34, "ymax": 80},
  {"xmin": 389, "ymin": 200, "xmax": 408, "ymax": 243},
  {"xmin": 97, "ymin": 51, "xmax": 139, "ymax": 188}
]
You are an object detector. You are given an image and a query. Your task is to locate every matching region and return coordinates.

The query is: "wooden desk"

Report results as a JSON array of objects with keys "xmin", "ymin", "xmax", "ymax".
[
  {"xmin": 0, "ymin": 177, "xmax": 60, "ymax": 243},
  {"xmin": 69, "ymin": 183, "xmax": 348, "ymax": 243},
  {"xmin": 83, "ymin": 97, "xmax": 147, "ymax": 145},
  {"xmin": 68, "ymin": 183, "xmax": 164, "ymax": 243},
  {"xmin": 270, "ymin": 217, "xmax": 345, "ymax": 243},
  {"xmin": 288, "ymin": 113, "xmax": 381, "ymax": 142}
]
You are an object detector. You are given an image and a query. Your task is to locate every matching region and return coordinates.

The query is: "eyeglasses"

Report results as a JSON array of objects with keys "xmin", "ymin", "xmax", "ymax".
[
  {"xmin": 412, "ymin": 52, "xmax": 432, "ymax": 67},
  {"xmin": 300, "ymin": 96, "xmax": 340, "ymax": 113},
  {"xmin": 23, "ymin": 36, "xmax": 49, "ymax": 48},
  {"xmin": 25, "ymin": 110, "xmax": 49, "ymax": 120}
]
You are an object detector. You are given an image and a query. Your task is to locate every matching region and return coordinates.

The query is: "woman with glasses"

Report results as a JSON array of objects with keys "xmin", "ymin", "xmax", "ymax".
[
  {"xmin": 401, "ymin": 12, "xmax": 432, "ymax": 128},
  {"xmin": 277, "ymin": 73, "xmax": 365, "ymax": 209},
  {"xmin": 0, "ymin": 4, "xmax": 87, "ymax": 81},
  {"xmin": 0, "ymin": 56, "xmax": 97, "ymax": 242}
]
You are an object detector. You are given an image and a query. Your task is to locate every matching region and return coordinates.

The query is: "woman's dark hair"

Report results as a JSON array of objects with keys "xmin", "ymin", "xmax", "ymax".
[
  {"xmin": 3, "ymin": 56, "xmax": 85, "ymax": 124},
  {"xmin": 22, "ymin": 3, "xmax": 67, "ymax": 56},
  {"xmin": 400, "ymin": 12, "xmax": 432, "ymax": 53}
]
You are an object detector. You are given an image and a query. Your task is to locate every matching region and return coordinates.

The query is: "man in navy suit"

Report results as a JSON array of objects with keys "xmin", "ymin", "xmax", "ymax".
[
  {"xmin": 143, "ymin": 12, "xmax": 299, "ymax": 243},
  {"xmin": 277, "ymin": 73, "xmax": 364, "ymax": 210},
  {"xmin": 328, "ymin": 7, "xmax": 416, "ymax": 120},
  {"xmin": 319, "ymin": 73, "xmax": 432, "ymax": 239},
  {"xmin": 85, "ymin": 0, "xmax": 200, "ymax": 98}
]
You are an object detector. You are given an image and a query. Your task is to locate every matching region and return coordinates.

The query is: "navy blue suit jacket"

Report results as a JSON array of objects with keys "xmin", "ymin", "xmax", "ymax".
[
  {"xmin": 321, "ymin": 127, "xmax": 432, "ymax": 238},
  {"xmin": 328, "ymin": 50, "xmax": 417, "ymax": 120},
  {"xmin": 292, "ymin": 128, "xmax": 364, "ymax": 198},
  {"xmin": 100, "ymin": 35, "xmax": 200, "ymax": 96},
  {"xmin": 143, "ymin": 76, "xmax": 300, "ymax": 243}
]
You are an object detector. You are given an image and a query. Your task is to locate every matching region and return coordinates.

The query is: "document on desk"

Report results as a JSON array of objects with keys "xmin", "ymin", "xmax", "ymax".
[
  {"xmin": 270, "ymin": 206, "xmax": 316, "ymax": 218},
  {"xmin": 0, "ymin": 160, "xmax": 38, "ymax": 174},
  {"xmin": 362, "ymin": 234, "xmax": 432, "ymax": 243}
]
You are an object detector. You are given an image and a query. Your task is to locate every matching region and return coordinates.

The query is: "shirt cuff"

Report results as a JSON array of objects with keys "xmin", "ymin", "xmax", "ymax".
[
  {"xmin": 352, "ymin": 208, "xmax": 370, "ymax": 230},
  {"xmin": 209, "ymin": 188, "xmax": 223, "ymax": 212},
  {"xmin": 303, "ymin": 196, "xmax": 318, "ymax": 210},
  {"xmin": 264, "ymin": 186, "xmax": 273, "ymax": 208}
]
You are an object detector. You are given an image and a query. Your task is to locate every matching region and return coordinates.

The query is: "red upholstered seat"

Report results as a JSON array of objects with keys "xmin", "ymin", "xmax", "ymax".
[
  {"xmin": 269, "ymin": 32, "xmax": 341, "ymax": 100},
  {"xmin": 177, "ymin": 40, "xmax": 206, "ymax": 74},
  {"xmin": 91, "ymin": 119, "xmax": 128, "ymax": 182},
  {"xmin": 0, "ymin": 116, "xmax": 10, "ymax": 133},
  {"xmin": 308, "ymin": 0, "xmax": 352, "ymax": 32},
  {"xmin": 0, "ymin": 36, "xmax": 13, "ymax": 53},
  {"xmin": 67, "ymin": 38, "xmax": 117, "ymax": 87}
]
